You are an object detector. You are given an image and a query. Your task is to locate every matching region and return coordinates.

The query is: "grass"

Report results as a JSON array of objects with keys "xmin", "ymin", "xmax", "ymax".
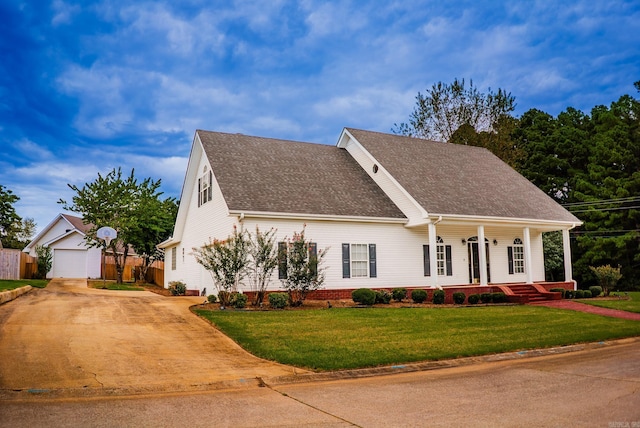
[
  {"xmin": 579, "ymin": 291, "xmax": 640, "ymax": 314},
  {"xmin": 0, "ymin": 279, "xmax": 49, "ymax": 291},
  {"xmin": 194, "ymin": 306, "xmax": 640, "ymax": 371},
  {"xmin": 87, "ymin": 280, "xmax": 145, "ymax": 291}
]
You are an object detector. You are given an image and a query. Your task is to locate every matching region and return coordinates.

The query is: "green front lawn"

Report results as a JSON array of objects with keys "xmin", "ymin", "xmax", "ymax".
[
  {"xmin": 195, "ymin": 306, "xmax": 640, "ymax": 371},
  {"xmin": 0, "ymin": 279, "xmax": 49, "ymax": 291},
  {"xmin": 579, "ymin": 291, "xmax": 640, "ymax": 314}
]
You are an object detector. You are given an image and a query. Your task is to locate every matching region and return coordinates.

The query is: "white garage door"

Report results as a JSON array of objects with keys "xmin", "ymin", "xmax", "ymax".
[{"xmin": 53, "ymin": 249, "xmax": 88, "ymax": 278}]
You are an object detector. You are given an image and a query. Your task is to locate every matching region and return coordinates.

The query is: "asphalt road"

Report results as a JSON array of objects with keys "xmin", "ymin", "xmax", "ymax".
[{"xmin": 1, "ymin": 279, "xmax": 639, "ymax": 427}]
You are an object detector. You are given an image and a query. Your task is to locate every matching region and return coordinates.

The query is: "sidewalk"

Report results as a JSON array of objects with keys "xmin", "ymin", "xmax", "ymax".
[{"xmin": 532, "ymin": 299, "xmax": 640, "ymax": 321}]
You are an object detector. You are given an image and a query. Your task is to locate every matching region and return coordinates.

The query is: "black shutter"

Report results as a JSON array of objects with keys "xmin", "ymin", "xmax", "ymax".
[
  {"xmin": 368, "ymin": 244, "xmax": 377, "ymax": 278},
  {"xmin": 197, "ymin": 178, "xmax": 201, "ymax": 207},
  {"xmin": 342, "ymin": 243, "xmax": 350, "ymax": 278},
  {"xmin": 507, "ymin": 246, "xmax": 514, "ymax": 275},
  {"xmin": 423, "ymin": 245, "xmax": 430, "ymax": 276},
  {"xmin": 309, "ymin": 242, "xmax": 318, "ymax": 277},
  {"xmin": 445, "ymin": 245, "xmax": 453, "ymax": 276},
  {"xmin": 278, "ymin": 242, "xmax": 288, "ymax": 279}
]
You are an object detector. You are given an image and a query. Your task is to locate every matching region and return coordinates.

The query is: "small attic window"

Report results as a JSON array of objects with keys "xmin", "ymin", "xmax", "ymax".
[{"xmin": 373, "ymin": 164, "xmax": 379, "ymax": 173}]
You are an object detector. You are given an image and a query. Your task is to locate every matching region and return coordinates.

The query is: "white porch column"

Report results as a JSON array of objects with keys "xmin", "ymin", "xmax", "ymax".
[
  {"xmin": 562, "ymin": 228, "xmax": 573, "ymax": 283},
  {"xmin": 523, "ymin": 227, "xmax": 533, "ymax": 284},
  {"xmin": 478, "ymin": 225, "xmax": 488, "ymax": 286},
  {"xmin": 428, "ymin": 222, "xmax": 438, "ymax": 287}
]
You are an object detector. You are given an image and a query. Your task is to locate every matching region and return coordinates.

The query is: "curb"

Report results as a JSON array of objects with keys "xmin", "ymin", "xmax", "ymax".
[
  {"xmin": 262, "ymin": 337, "xmax": 640, "ymax": 387},
  {"xmin": 0, "ymin": 285, "xmax": 32, "ymax": 305},
  {"xmin": 1, "ymin": 337, "xmax": 637, "ymax": 401}
]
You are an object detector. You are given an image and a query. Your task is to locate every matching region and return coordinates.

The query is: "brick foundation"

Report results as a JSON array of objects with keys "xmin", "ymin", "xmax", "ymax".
[{"xmin": 241, "ymin": 282, "xmax": 574, "ymax": 305}]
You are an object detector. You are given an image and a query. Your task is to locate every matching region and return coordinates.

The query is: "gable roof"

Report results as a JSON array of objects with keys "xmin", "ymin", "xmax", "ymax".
[
  {"xmin": 197, "ymin": 130, "xmax": 406, "ymax": 220},
  {"xmin": 23, "ymin": 213, "xmax": 94, "ymax": 252},
  {"xmin": 345, "ymin": 128, "xmax": 580, "ymax": 224}
]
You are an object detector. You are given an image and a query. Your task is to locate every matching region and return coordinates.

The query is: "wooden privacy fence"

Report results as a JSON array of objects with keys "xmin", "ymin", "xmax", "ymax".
[
  {"xmin": 0, "ymin": 249, "xmax": 36, "ymax": 280},
  {"xmin": 102, "ymin": 255, "xmax": 164, "ymax": 285}
]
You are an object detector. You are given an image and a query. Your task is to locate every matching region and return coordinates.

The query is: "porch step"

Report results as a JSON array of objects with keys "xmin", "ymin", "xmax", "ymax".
[{"xmin": 506, "ymin": 284, "xmax": 557, "ymax": 303}]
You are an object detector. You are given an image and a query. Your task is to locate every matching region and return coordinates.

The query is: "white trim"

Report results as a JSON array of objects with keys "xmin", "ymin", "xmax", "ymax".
[
  {"xmin": 562, "ymin": 228, "xmax": 573, "ymax": 282},
  {"xmin": 478, "ymin": 225, "xmax": 488, "ymax": 286},
  {"xmin": 428, "ymin": 223, "xmax": 438, "ymax": 287},
  {"xmin": 229, "ymin": 210, "xmax": 407, "ymax": 224},
  {"xmin": 523, "ymin": 227, "xmax": 533, "ymax": 284},
  {"xmin": 421, "ymin": 213, "xmax": 581, "ymax": 229},
  {"xmin": 338, "ymin": 128, "xmax": 430, "ymax": 221}
]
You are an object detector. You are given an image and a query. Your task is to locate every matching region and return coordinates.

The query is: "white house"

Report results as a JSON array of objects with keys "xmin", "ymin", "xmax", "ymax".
[
  {"xmin": 24, "ymin": 213, "xmax": 102, "ymax": 278},
  {"xmin": 159, "ymin": 128, "xmax": 581, "ymax": 299}
]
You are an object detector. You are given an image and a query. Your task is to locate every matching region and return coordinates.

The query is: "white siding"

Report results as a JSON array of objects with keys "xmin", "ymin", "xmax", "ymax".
[{"xmin": 163, "ymin": 151, "xmax": 235, "ymax": 292}]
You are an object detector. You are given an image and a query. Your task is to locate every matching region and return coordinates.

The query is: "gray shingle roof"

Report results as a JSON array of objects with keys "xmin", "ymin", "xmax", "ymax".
[
  {"xmin": 62, "ymin": 213, "xmax": 93, "ymax": 233},
  {"xmin": 197, "ymin": 130, "xmax": 406, "ymax": 219},
  {"xmin": 346, "ymin": 128, "xmax": 580, "ymax": 223}
]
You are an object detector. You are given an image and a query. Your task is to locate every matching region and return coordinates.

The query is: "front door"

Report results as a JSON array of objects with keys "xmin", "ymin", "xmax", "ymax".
[{"xmin": 467, "ymin": 237, "xmax": 490, "ymax": 283}]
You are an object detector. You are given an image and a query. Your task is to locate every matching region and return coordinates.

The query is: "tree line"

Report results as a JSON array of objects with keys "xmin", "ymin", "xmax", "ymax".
[{"xmin": 396, "ymin": 79, "xmax": 640, "ymax": 289}]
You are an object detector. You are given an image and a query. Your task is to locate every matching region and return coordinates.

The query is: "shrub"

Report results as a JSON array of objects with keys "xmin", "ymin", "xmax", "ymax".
[
  {"xmin": 480, "ymin": 292, "xmax": 492, "ymax": 304},
  {"xmin": 392, "ymin": 288, "xmax": 407, "ymax": 302},
  {"xmin": 492, "ymin": 292, "xmax": 507, "ymax": 303},
  {"xmin": 352, "ymin": 288, "xmax": 376, "ymax": 306},
  {"xmin": 565, "ymin": 290, "xmax": 575, "ymax": 299},
  {"xmin": 411, "ymin": 289, "xmax": 428, "ymax": 303},
  {"xmin": 583, "ymin": 290, "xmax": 592, "ymax": 298},
  {"xmin": 268, "ymin": 292, "xmax": 288, "ymax": 309},
  {"xmin": 589, "ymin": 286, "xmax": 603, "ymax": 298},
  {"xmin": 169, "ymin": 281, "xmax": 187, "ymax": 296},
  {"xmin": 207, "ymin": 294, "xmax": 218, "ymax": 304},
  {"xmin": 375, "ymin": 290, "xmax": 392, "ymax": 304},
  {"xmin": 453, "ymin": 292, "xmax": 466, "ymax": 305},
  {"xmin": 589, "ymin": 264, "xmax": 622, "ymax": 297},
  {"xmin": 231, "ymin": 293, "xmax": 248, "ymax": 309},
  {"xmin": 575, "ymin": 290, "xmax": 585, "ymax": 299},
  {"xmin": 432, "ymin": 289, "xmax": 445, "ymax": 304},
  {"xmin": 550, "ymin": 287, "xmax": 566, "ymax": 298},
  {"xmin": 468, "ymin": 294, "xmax": 480, "ymax": 304},
  {"xmin": 35, "ymin": 245, "xmax": 53, "ymax": 279}
]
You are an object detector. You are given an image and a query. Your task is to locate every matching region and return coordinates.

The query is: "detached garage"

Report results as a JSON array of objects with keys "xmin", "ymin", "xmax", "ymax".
[{"xmin": 24, "ymin": 214, "xmax": 101, "ymax": 279}]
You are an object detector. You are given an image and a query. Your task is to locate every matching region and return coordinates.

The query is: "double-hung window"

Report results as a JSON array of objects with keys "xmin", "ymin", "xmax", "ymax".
[
  {"xmin": 342, "ymin": 243, "xmax": 377, "ymax": 278},
  {"xmin": 508, "ymin": 238, "xmax": 525, "ymax": 274},
  {"xmin": 198, "ymin": 166, "xmax": 213, "ymax": 207},
  {"xmin": 423, "ymin": 236, "xmax": 452, "ymax": 276}
]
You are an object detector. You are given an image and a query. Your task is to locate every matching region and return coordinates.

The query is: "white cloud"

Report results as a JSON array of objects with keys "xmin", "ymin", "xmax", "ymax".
[{"xmin": 51, "ymin": 0, "xmax": 80, "ymax": 26}]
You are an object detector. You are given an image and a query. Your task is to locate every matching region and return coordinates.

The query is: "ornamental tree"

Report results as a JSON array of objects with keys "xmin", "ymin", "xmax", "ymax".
[
  {"xmin": 192, "ymin": 226, "xmax": 249, "ymax": 307},
  {"xmin": 280, "ymin": 226, "xmax": 327, "ymax": 307}
]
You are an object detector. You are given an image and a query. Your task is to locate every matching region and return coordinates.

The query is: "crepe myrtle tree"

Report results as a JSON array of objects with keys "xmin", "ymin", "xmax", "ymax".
[
  {"xmin": 247, "ymin": 226, "xmax": 279, "ymax": 306},
  {"xmin": 192, "ymin": 225, "xmax": 249, "ymax": 307},
  {"xmin": 280, "ymin": 226, "xmax": 328, "ymax": 307}
]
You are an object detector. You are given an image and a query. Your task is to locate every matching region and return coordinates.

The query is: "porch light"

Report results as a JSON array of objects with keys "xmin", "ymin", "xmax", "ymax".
[
  {"xmin": 493, "ymin": 239, "xmax": 498, "ymax": 245},
  {"xmin": 461, "ymin": 238, "xmax": 466, "ymax": 245}
]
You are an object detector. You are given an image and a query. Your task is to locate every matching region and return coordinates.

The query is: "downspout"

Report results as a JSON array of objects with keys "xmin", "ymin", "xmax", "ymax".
[{"xmin": 567, "ymin": 223, "xmax": 578, "ymax": 291}]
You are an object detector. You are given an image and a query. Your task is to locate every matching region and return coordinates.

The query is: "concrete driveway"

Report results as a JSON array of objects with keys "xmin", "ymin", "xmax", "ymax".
[{"xmin": 0, "ymin": 279, "xmax": 300, "ymax": 399}]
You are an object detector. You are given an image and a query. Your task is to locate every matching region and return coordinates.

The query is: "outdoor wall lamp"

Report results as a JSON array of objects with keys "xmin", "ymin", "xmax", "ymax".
[
  {"xmin": 493, "ymin": 239, "xmax": 498, "ymax": 245},
  {"xmin": 461, "ymin": 238, "xmax": 466, "ymax": 245}
]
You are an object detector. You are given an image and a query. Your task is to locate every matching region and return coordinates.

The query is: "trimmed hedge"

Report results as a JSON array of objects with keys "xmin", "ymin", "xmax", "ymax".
[
  {"xmin": 207, "ymin": 294, "xmax": 218, "ymax": 304},
  {"xmin": 589, "ymin": 286, "xmax": 602, "ymax": 298},
  {"xmin": 468, "ymin": 294, "xmax": 480, "ymax": 304},
  {"xmin": 411, "ymin": 289, "xmax": 428, "ymax": 303},
  {"xmin": 453, "ymin": 292, "xmax": 466, "ymax": 305},
  {"xmin": 432, "ymin": 289, "xmax": 445, "ymax": 304},
  {"xmin": 550, "ymin": 287, "xmax": 565, "ymax": 298},
  {"xmin": 232, "ymin": 293, "xmax": 248, "ymax": 309},
  {"xmin": 352, "ymin": 288, "xmax": 376, "ymax": 306},
  {"xmin": 583, "ymin": 290, "xmax": 592, "ymax": 298},
  {"xmin": 565, "ymin": 290, "xmax": 575, "ymax": 299},
  {"xmin": 575, "ymin": 290, "xmax": 585, "ymax": 299},
  {"xmin": 480, "ymin": 292, "xmax": 493, "ymax": 304},
  {"xmin": 492, "ymin": 292, "xmax": 507, "ymax": 303},
  {"xmin": 375, "ymin": 290, "xmax": 392, "ymax": 304},
  {"xmin": 268, "ymin": 292, "xmax": 288, "ymax": 309},
  {"xmin": 392, "ymin": 288, "xmax": 407, "ymax": 302}
]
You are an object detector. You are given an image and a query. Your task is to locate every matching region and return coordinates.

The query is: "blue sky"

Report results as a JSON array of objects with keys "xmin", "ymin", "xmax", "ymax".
[{"xmin": 1, "ymin": 0, "xmax": 639, "ymax": 235}]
